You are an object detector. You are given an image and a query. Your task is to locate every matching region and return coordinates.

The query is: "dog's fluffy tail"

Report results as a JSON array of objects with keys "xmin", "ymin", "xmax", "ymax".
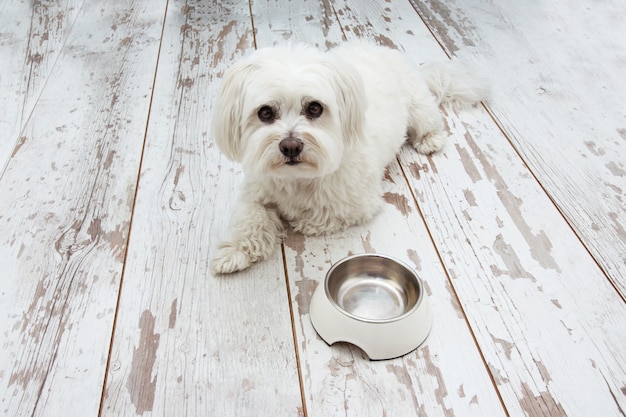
[{"xmin": 419, "ymin": 61, "xmax": 490, "ymax": 109}]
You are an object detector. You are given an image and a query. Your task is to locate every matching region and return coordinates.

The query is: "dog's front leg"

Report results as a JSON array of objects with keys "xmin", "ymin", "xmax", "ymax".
[{"xmin": 210, "ymin": 201, "xmax": 284, "ymax": 274}]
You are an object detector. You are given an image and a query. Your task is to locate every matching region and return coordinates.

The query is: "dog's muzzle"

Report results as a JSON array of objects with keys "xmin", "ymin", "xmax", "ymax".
[{"xmin": 279, "ymin": 137, "xmax": 303, "ymax": 164}]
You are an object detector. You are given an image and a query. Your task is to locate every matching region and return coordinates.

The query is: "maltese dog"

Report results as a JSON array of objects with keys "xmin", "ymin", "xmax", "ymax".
[{"xmin": 210, "ymin": 41, "xmax": 488, "ymax": 274}]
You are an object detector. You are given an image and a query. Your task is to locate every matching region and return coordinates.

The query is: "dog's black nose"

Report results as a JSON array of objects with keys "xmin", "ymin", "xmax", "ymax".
[{"xmin": 279, "ymin": 137, "xmax": 303, "ymax": 158}]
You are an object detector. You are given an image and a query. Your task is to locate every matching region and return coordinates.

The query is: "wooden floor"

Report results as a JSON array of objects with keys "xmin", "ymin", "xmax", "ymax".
[{"xmin": 1, "ymin": 0, "xmax": 625, "ymax": 416}]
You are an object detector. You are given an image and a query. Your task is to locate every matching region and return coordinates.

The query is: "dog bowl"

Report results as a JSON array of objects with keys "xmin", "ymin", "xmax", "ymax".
[{"xmin": 310, "ymin": 253, "xmax": 432, "ymax": 360}]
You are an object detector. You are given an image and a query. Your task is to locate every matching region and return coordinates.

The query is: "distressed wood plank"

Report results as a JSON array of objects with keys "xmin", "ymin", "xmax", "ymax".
[
  {"xmin": 410, "ymin": 0, "xmax": 626, "ymax": 296},
  {"xmin": 282, "ymin": 175, "xmax": 508, "ymax": 417},
  {"xmin": 2, "ymin": 2, "xmax": 623, "ymax": 417},
  {"xmin": 251, "ymin": 0, "xmax": 345, "ymax": 48},
  {"xmin": 252, "ymin": 1, "xmax": 507, "ymax": 416},
  {"xmin": 400, "ymin": 109, "xmax": 626, "ymax": 417},
  {"xmin": 100, "ymin": 2, "xmax": 303, "ymax": 416},
  {"xmin": 0, "ymin": 0, "xmax": 84, "ymax": 169},
  {"xmin": 333, "ymin": 0, "xmax": 626, "ymax": 415},
  {"xmin": 0, "ymin": 1, "xmax": 166, "ymax": 416}
]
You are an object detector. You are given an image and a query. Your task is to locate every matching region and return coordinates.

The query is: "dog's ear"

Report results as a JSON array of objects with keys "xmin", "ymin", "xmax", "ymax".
[
  {"xmin": 323, "ymin": 58, "xmax": 367, "ymax": 145},
  {"xmin": 211, "ymin": 60, "xmax": 256, "ymax": 161}
]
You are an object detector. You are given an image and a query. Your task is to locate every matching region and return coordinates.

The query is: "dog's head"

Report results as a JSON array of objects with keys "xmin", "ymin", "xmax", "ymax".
[{"xmin": 211, "ymin": 44, "xmax": 366, "ymax": 178}]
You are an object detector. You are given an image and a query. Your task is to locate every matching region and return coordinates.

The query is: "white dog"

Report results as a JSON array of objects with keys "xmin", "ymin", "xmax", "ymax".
[{"xmin": 210, "ymin": 42, "xmax": 487, "ymax": 274}]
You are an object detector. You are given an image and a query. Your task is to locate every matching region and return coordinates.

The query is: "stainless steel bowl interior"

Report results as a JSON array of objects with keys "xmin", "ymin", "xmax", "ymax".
[{"xmin": 325, "ymin": 254, "xmax": 422, "ymax": 322}]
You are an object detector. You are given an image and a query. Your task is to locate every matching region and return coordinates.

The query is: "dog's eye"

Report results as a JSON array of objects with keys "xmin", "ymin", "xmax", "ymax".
[
  {"xmin": 258, "ymin": 106, "xmax": 276, "ymax": 123},
  {"xmin": 306, "ymin": 101, "xmax": 323, "ymax": 119}
]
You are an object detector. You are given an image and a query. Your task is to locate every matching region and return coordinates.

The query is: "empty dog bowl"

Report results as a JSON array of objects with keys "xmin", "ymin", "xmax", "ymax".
[{"xmin": 310, "ymin": 253, "xmax": 432, "ymax": 360}]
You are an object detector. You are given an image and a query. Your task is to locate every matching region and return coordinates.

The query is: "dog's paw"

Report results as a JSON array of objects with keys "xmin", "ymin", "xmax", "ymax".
[
  {"xmin": 412, "ymin": 131, "xmax": 446, "ymax": 154},
  {"xmin": 210, "ymin": 245, "xmax": 252, "ymax": 275}
]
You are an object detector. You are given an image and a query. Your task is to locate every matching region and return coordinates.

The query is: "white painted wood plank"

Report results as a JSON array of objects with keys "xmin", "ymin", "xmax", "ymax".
[
  {"xmin": 282, "ymin": 170, "xmax": 508, "ymax": 417},
  {"xmin": 0, "ymin": 0, "xmax": 84, "ymax": 170},
  {"xmin": 251, "ymin": 0, "xmax": 345, "ymax": 48},
  {"xmin": 400, "ymin": 110, "xmax": 626, "ymax": 417},
  {"xmin": 332, "ymin": 0, "xmax": 626, "ymax": 415},
  {"xmin": 251, "ymin": 1, "xmax": 508, "ymax": 416},
  {"xmin": 100, "ymin": 2, "xmax": 303, "ymax": 416},
  {"xmin": 0, "ymin": 1, "xmax": 166, "ymax": 416},
  {"xmin": 410, "ymin": 0, "xmax": 626, "ymax": 296}
]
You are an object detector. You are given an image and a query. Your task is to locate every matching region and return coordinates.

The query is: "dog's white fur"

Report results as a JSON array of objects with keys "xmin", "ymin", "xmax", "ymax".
[{"xmin": 210, "ymin": 42, "xmax": 488, "ymax": 274}]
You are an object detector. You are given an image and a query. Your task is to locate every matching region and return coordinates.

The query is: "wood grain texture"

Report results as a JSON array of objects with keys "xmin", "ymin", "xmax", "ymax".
[
  {"xmin": 252, "ymin": 1, "xmax": 508, "ymax": 416},
  {"xmin": 0, "ymin": 0, "xmax": 84, "ymax": 170},
  {"xmin": 251, "ymin": 0, "xmax": 345, "ymax": 48},
  {"xmin": 330, "ymin": 2, "xmax": 626, "ymax": 416},
  {"xmin": 100, "ymin": 2, "xmax": 303, "ymax": 416},
  {"xmin": 0, "ymin": 1, "xmax": 166, "ymax": 416},
  {"xmin": 282, "ymin": 174, "xmax": 509, "ymax": 417},
  {"xmin": 410, "ymin": 0, "xmax": 626, "ymax": 296},
  {"xmin": 1, "ymin": 1, "xmax": 624, "ymax": 416},
  {"xmin": 332, "ymin": 0, "xmax": 626, "ymax": 415},
  {"xmin": 400, "ymin": 111, "xmax": 626, "ymax": 417}
]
